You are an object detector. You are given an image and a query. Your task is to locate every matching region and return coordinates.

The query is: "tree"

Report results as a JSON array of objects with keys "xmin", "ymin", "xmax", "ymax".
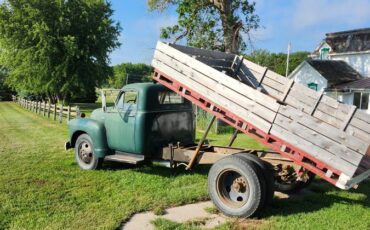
[
  {"xmin": 0, "ymin": 67, "xmax": 13, "ymax": 101},
  {"xmin": 0, "ymin": 0, "xmax": 121, "ymax": 103},
  {"xmin": 108, "ymin": 63, "xmax": 153, "ymax": 88},
  {"xmin": 148, "ymin": 0, "xmax": 260, "ymax": 54},
  {"xmin": 245, "ymin": 49, "xmax": 310, "ymax": 76}
]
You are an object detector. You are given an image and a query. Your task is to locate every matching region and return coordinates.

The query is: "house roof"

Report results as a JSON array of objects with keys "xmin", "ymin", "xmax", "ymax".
[
  {"xmin": 325, "ymin": 28, "xmax": 370, "ymax": 53},
  {"xmin": 331, "ymin": 77, "xmax": 370, "ymax": 90},
  {"xmin": 306, "ymin": 59, "xmax": 362, "ymax": 86}
]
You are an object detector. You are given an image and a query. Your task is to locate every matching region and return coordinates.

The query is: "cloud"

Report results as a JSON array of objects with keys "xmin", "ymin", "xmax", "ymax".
[{"xmin": 291, "ymin": 0, "xmax": 370, "ymax": 29}]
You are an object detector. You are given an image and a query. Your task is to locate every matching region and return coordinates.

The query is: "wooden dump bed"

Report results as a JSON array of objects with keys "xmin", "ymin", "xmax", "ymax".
[{"xmin": 151, "ymin": 41, "xmax": 370, "ymax": 189}]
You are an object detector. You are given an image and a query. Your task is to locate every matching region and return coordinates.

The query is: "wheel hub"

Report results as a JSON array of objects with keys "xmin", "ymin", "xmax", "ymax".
[
  {"xmin": 216, "ymin": 170, "xmax": 250, "ymax": 208},
  {"xmin": 79, "ymin": 141, "xmax": 93, "ymax": 164},
  {"xmin": 232, "ymin": 177, "xmax": 247, "ymax": 193}
]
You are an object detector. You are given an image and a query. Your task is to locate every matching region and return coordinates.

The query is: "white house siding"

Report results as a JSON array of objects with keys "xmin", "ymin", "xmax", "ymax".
[
  {"xmin": 326, "ymin": 91, "xmax": 370, "ymax": 114},
  {"xmin": 331, "ymin": 53, "xmax": 370, "ymax": 78},
  {"xmin": 291, "ymin": 63, "xmax": 328, "ymax": 92}
]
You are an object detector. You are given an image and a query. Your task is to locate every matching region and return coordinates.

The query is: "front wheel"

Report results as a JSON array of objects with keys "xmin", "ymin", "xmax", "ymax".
[{"xmin": 75, "ymin": 134, "xmax": 103, "ymax": 170}]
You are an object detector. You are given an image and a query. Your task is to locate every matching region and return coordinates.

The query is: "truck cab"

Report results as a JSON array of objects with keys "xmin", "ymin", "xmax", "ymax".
[{"xmin": 66, "ymin": 83, "xmax": 195, "ymax": 169}]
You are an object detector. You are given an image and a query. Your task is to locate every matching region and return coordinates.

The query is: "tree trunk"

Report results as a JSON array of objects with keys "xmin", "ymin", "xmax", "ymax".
[{"xmin": 211, "ymin": 0, "xmax": 240, "ymax": 54}]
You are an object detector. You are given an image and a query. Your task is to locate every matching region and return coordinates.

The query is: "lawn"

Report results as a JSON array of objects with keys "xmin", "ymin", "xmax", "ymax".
[{"xmin": 0, "ymin": 102, "xmax": 369, "ymax": 230}]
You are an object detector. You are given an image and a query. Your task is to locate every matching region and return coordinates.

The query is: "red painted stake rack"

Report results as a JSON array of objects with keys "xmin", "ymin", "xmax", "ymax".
[{"xmin": 153, "ymin": 69, "xmax": 347, "ymax": 188}]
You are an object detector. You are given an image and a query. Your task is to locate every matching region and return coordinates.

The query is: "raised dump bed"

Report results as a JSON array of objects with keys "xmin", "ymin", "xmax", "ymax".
[{"xmin": 152, "ymin": 41, "xmax": 370, "ymax": 189}]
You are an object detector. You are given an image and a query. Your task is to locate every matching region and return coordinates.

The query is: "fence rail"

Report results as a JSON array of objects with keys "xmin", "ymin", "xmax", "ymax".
[{"xmin": 12, "ymin": 95, "xmax": 80, "ymax": 123}]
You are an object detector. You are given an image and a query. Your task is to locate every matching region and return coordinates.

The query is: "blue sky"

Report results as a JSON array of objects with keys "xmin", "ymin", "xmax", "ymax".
[{"xmin": 109, "ymin": 0, "xmax": 370, "ymax": 65}]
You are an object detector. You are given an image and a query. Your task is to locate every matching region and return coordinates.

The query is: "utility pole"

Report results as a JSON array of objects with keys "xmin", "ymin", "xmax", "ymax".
[
  {"xmin": 125, "ymin": 73, "xmax": 129, "ymax": 85},
  {"xmin": 285, "ymin": 42, "xmax": 291, "ymax": 77}
]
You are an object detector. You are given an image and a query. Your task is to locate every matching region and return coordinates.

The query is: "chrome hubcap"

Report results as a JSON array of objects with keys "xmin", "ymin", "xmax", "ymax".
[{"xmin": 78, "ymin": 141, "xmax": 93, "ymax": 164}]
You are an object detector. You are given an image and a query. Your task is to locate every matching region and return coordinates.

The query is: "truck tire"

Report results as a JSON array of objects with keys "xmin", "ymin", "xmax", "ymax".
[
  {"xmin": 75, "ymin": 134, "xmax": 103, "ymax": 170},
  {"xmin": 275, "ymin": 171, "xmax": 315, "ymax": 193},
  {"xmin": 235, "ymin": 152, "xmax": 275, "ymax": 207},
  {"xmin": 208, "ymin": 155, "xmax": 265, "ymax": 218}
]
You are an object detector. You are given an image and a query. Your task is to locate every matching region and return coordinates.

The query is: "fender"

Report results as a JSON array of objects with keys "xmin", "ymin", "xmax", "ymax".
[{"xmin": 67, "ymin": 118, "xmax": 108, "ymax": 158}]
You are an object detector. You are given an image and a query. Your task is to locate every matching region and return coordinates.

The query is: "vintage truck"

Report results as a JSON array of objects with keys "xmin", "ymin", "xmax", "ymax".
[{"xmin": 66, "ymin": 42, "xmax": 370, "ymax": 218}]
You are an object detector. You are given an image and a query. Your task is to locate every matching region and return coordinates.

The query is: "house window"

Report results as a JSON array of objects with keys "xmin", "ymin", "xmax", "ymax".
[
  {"xmin": 307, "ymin": 82, "xmax": 318, "ymax": 91},
  {"xmin": 353, "ymin": 92, "xmax": 369, "ymax": 110},
  {"xmin": 320, "ymin": 48, "xmax": 330, "ymax": 60}
]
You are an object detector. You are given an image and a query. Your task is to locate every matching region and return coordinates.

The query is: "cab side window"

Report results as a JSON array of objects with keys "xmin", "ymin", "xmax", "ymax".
[{"xmin": 116, "ymin": 91, "xmax": 138, "ymax": 110}]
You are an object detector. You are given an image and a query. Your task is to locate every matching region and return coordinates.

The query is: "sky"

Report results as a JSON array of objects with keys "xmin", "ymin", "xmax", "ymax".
[{"xmin": 109, "ymin": 0, "xmax": 370, "ymax": 65}]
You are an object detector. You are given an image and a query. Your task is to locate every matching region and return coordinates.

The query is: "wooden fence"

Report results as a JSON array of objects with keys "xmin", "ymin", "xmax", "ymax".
[{"xmin": 12, "ymin": 96, "xmax": 80, "ymax": 123}]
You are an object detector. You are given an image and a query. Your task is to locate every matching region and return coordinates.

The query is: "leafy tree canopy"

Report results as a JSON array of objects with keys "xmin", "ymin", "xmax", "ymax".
[
  {"xmin": 0, "ymin": 0, "xmax": 121, "ymax": 103},
  {"xmin": 245, "ymin": 49, "xmax": 310, "ymax": 76},
  {"xmin": 148, "ymin": 0, "xmax": 260, "ymax": 54},
  {"xmin": 108, "ymin": 63, "xmax": 153, "ymax": 88}
]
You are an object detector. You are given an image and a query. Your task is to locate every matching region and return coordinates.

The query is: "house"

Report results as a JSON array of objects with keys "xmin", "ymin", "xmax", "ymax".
[
  {"xmin": 310, "ymin": 28, "xmax": 370, "ymax": 77},
  {"xmin": 289, "ymin": 28, "xmax": 370, "ymax": 113}
]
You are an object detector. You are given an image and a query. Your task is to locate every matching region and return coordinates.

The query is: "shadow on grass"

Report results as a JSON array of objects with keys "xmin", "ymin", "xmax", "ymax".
[
  {"xmin": 100, "ymin": 160, "xmax": 211, "ymax": 178},
  {"xmin": 259, "ymin": 180, "xmax": 370, "ymax": 218},
  {"xmin": 96, "ymin": 160, "xmax": 369, "ymax": 219}
]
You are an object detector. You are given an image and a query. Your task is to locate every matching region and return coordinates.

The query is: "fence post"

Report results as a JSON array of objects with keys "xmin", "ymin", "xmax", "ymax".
[
  {"xmin": 43, "ymin": 102, "xmax": 46, "ymax": 116},
  {"xmin": 76, "ymin": 106, "xmax": 81, "ymax": 117},
  {"xmin": 67, "ymin": 105, "xmax": 71, "ymax": 121},
  {"xmin": 59, "ymin": 104, "xmax": 63, "ymax": 123},
  {"xmin": 48, "ymin": 103, "xmax": 51, "ymax": 118},
  {"xmin": 36, "ymin": 102, "xmax": 39, "ymax": 113},
  {"xmin": 53, "ymin": 104, "xmax": 57, "ymax": 121},
  {"xmin": 38, "ymin": 102, "xmax": 41, "ymax": 114}
]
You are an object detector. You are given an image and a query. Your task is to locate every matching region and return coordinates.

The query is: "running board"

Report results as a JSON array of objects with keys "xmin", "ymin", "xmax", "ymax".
[{"xmin": 105, "ymin": 152, "xmax": 145, "ymax": 164}]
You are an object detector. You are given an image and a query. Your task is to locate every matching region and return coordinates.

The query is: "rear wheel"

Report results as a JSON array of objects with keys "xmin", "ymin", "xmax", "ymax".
[
  {"xmin": 208, "ymin": 155, "xmax": 265, "ymax": 217},
  {"xmin": 274, "ymin": 165, "xmax": 315, "ymax": 193},
  {"xmin": 235, "ymin": 152, "xmax": 275, "ymax": 207},
  {"xmin": 75, "ymin": 134, "xmax": 103, "ymax": 170}
]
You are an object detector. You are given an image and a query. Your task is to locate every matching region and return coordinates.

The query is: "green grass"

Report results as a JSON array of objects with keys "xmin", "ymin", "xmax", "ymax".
[
  {"xmin": 152, "ymin": 218, "xmax": 233, "ymax": 230},
  {"xmin": 0, "ymin": 102, "xmax": 369, "ymax": 230}
]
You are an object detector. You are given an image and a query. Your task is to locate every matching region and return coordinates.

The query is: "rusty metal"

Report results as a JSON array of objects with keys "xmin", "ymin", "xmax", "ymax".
[
  {"xmin": 160, "ymin": 145, "xmax": 244, "ymax": 165},
  {"xmin": 228, "ymin": 129, "xmax": 239, "ymax": 147},
  {"xmin": 186, "ymin": 115, "xmax": 216, "ymax": 170},
  {"xmin": 216, "ymin": 169, "xmax": 249, "ymax": 208}
]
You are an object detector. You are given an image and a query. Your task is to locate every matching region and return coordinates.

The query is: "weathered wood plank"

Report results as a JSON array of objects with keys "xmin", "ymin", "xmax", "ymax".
[
  {"xmin": 279, "ymin": 105, "xmax": 369, "ymax": 155},
  {"xmin": 152, "ymin": 58, "xmax": 273, "ymax": 133},
  {"xmin": 260, "ymin": 76, "xmax": 286, "ymax": 93},
  {"xmin": 313, "ymin": 110, "xmax": 343, "ymax": 128},
  {"xmin": 353, "ymin": 109, "xmax": 370, "ymax": 123},
  {"xmin": 154, "ymin": 50, "xmax": 278, "ymax": 122},
  {"xmin": 265, "ymin": 70, "xmax": 290, "ymax": 85},
  {"xmin": 350, "ymin": 117, "xmax": 370, "ymax": 134},
  {"xmin": 270, "ymin": 124, "xmax": 357, "ymax": 177},
  {"xmin": 155, "ymin": 42, "xmax": 280, "ymax": 111},
  {"xmin": 316, "ymin": 103, "xmax": 348, "ymax": 122},
  {"xmin": 274, "ymin": 113, "xmax": 363, "ymax": 167},
  {"xmin": 280, "ymin": 79, "xmax": 295, "ymax": 102}
]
